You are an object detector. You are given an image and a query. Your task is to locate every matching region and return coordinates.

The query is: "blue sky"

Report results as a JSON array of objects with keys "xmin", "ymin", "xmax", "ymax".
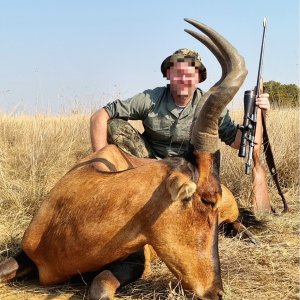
[{"xmin": 0, "ymin": 0, "xmax": 299, "ymax": 114}]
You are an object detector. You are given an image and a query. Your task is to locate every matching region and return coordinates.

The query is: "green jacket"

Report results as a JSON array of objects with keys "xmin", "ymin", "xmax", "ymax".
[{"xmin": 104, "ymin": 86, "xmax": 238, "ymax": 158}]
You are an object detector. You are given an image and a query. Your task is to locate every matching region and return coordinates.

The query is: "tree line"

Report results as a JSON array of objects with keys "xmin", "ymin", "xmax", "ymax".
[{"xmin": 264, "ymin": 81, "xmax": 299, "ymax": 107}]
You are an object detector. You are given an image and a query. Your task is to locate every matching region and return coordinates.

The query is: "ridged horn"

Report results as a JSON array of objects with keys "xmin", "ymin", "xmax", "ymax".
[{"xmin": 184, "ymin": 18, "xmax": 248, "ymax": 153}]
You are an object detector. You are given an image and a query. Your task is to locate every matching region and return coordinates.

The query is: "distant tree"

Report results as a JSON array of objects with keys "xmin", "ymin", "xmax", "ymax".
[{"xmin": 264, "ymin": 81, "xmax": 299, "ymax": 107}]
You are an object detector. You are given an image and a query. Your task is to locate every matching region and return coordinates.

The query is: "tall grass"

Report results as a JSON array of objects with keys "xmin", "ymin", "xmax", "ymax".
[
  {"xmin": 0, "ymin": 114, "xmax": 90, "ymax": 249},
  {"xmin": 0, "ymin": 109, "xmax": 299, "ymax": 299}
]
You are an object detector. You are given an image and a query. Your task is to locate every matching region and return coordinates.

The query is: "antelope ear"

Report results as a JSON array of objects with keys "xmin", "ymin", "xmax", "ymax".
[{"xmin": 166, "ymin": 171, "xmax": 196, "ymax": 201}]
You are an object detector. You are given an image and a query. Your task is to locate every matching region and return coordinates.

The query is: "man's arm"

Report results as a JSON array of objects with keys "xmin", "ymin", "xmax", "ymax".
[
  {"xmin": 90, "ymin": 108, "xmax": 111, "ymax": 152},
  {"xmin": 230, "ymin": 129, "xmax": 242, "ymax": 149},
  {"xmin": 90, "ymin": 88, "xmax": 162, "ymax": 152}
]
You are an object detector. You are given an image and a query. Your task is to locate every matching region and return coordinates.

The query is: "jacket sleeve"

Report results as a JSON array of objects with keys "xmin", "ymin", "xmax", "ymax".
[
  {"xmin": 103, "ymin": 88, "xmax": 162, "ymax": 121},
  {"xmin": 218, "ymin": 109, "xmax": 238, "ymax": 145}
]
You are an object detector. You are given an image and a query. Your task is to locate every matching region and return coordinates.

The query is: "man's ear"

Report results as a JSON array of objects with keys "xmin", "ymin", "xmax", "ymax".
[
  {"xmin": 198, "ymin": 73, "xmax": 202, "ymax": 83},
  {"xmin": 166, "ymin": 69, "xmax": 170, "ymax": 80}
]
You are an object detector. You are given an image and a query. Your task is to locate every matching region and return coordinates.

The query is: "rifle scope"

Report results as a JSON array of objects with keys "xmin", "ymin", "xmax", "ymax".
[{"xmin": 238, "ymin": 90, "xmax": 256, "ymax": 158}]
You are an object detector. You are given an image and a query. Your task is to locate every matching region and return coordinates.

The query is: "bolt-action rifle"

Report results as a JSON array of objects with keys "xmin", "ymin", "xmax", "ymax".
[
  {"xmin": 238, "ymin": 18, "xmax": 288, "ymax": 212},
  {"xmin": 238, "ymin": 18, "xmax": 267, "ymax": 175}
]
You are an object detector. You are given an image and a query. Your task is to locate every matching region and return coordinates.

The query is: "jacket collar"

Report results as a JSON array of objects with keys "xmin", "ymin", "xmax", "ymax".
[{"xmin": 166, "ymin": 85, "xmax": 202, "ymax": 119}]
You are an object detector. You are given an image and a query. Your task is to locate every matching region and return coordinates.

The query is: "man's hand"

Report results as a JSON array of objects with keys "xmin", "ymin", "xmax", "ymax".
[
  {"xmin": 256, "ymin": 93, "xmax": 270, "ymax": 114},
  {"xmin": 230, "ymin": 92, "xmax": 270, "ymax": 150}
]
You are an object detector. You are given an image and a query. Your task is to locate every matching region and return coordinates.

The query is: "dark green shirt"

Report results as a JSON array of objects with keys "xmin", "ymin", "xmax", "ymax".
[{"xmin": 104, "ymin": 86, "xmax": 237, "ymax": 158}]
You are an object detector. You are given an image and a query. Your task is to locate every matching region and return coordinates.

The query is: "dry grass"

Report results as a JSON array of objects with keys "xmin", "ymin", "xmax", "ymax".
[{"xmin": 0, "ymin": 109, "xmax": 299, "ymax": 299}]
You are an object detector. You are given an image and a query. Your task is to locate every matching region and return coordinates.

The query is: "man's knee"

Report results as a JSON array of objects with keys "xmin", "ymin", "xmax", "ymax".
[{"xmin": 107, "ymin": 119, "xmax": 151, "ymax": 158}]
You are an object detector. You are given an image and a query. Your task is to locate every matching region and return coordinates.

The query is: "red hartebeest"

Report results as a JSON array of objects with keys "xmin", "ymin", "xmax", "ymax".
[{"xmin": 0, "ymin": 19, "xmax": 248, "ymax": 300}]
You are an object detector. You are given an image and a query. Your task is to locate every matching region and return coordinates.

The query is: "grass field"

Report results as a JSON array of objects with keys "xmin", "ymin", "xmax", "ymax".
[{"xmin": 0, "ymin": 109, "xmax": 299, "ymax": 299}]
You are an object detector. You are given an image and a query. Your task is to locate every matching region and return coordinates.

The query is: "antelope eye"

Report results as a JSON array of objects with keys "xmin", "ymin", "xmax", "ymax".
[{"xmin": 202, "ymin": 198, "xmax": 211, "ymax": 204}]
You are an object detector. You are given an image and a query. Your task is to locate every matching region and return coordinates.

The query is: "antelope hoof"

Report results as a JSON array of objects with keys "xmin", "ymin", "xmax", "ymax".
[
  {"xmin": 232, "ymin": 222, "xmax": 259, "ymax": 245},
  {"xmin": 0, "ymin": 257, "xmax": 19, "ymax": 282},
  {"xmin": 242, "ymin": 234, "xmax": 259, "ymax": 245}
]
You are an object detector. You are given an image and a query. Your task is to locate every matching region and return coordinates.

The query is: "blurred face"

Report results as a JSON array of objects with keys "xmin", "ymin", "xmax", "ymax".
[{"xmin": 167, "ymin": 62, "xmax": 200, "ymax": 97}]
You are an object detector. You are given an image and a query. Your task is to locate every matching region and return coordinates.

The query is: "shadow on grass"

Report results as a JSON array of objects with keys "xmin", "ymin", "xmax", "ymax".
[{"xmin": 219, "ymin": 207, "xmax": 268, "ymax": 242}]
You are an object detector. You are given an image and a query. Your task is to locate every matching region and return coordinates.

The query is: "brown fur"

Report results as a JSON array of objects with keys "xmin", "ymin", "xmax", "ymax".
[
  {"xmin": 10, "ymin": 145, "xmax": 223, "ymax": 299},
  {"xmin": 0, "ymin": 145, "xmax": 241, "ymax": 299},
  {"xmin": 77, "ymin": 146, "xmax": 241, "ymax": 281},
  {"xmin": 77, "ymin": 146, "xmax": 241, "ymax": 278},
  {"xmin": 78, "ymin": 145, "xmax": 239, "ymax": 225}
]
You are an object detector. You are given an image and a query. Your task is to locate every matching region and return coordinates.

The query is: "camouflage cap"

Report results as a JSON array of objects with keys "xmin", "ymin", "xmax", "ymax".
[{"xmin": 161, "ymin": 48, "xmax": 207, "ymax": 82}]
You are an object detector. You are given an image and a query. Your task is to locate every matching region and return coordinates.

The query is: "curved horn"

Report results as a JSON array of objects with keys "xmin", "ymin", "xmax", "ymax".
[
  {"xmin": 184, "ymin": 18, "xmax": 248, "ymax": 153},
  {"xmin": 184, "ymin": 29, "xmax": 228, "ymax": 84}
]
